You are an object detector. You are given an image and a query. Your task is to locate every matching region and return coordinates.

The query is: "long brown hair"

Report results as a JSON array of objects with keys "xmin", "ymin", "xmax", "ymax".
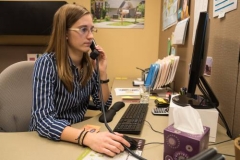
[{"xmin": 45, "ymin": 4, "xmax": 93, "ymax": 92}]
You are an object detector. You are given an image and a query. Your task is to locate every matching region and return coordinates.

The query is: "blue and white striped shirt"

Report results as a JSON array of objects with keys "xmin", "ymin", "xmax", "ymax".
[{"xmin": 29, "ymin": 53, "xmax": 112, "ymax": 140}]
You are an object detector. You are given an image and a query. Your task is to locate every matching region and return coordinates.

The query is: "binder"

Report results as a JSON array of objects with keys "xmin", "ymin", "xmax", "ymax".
[{"xmin": 144, "ymin": 63, "xmax": 159, "ymax": 88}]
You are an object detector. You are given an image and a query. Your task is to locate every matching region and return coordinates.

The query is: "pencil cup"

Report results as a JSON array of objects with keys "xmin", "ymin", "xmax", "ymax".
[{"xmin": 139, "ymin": 85, "xmax": 150, "ymax": 104}]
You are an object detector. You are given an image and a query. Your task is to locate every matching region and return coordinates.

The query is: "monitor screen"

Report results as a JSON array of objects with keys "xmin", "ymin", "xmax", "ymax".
[
  {"xmin": 187, "ymin": 12, "xmax": 209, "ymax": 97},
  {"xmin": 172, "ymin": 12, "xmax": 219, "ymax": 109},
  {"xmin": 0, "ymin": 1, "xmax": 67, "ymax": 35}
]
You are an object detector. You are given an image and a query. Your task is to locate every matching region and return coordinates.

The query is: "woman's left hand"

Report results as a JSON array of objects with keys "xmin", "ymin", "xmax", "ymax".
[{"xmin": 93, "ymin": 45, "xmax": 108, "ymax": 75}]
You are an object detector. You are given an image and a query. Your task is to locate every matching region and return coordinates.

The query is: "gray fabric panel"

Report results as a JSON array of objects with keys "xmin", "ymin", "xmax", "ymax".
[
  {"xmin": 0, "ymin": 61, "xmax": 35, "ymax": 132},
  {"xmin": 159, "ymin": 0, "xmax": 240, "ymax": 139}
]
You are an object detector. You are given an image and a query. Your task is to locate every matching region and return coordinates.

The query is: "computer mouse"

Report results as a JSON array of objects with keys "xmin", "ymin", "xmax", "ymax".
[{"xmin": 123, "ymin": 135, "xmax": 138, "ymax": 150}]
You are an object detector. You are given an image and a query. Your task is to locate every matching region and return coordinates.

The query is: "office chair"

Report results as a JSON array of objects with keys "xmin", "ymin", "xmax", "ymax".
[
  {"xmin": 0, "ymin": 61, "xmax": 100, "ymax": 130},
  {"xmin": 0, "ymin": 61, "xmax": 35, "ymax": 132}
]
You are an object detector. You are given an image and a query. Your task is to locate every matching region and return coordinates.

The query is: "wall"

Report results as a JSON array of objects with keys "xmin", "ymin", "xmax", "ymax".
[
  {"xmin": 0, "ymin": 0, "xmax": 161, "ymax": 88},
  {"xmin": 159, "ymin": 1, "xmax": 240, "ymax": 138}
]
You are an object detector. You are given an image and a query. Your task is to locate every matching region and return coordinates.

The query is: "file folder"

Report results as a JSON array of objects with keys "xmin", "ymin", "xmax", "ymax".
[{"xmin": 144, "ymin": 63, "xmax": 159, "ymax": 88}]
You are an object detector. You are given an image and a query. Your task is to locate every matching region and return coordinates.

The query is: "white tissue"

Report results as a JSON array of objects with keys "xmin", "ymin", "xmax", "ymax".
[{"xmin": 173, "ymin": 106, "xmax": 204, "ymax": 134}]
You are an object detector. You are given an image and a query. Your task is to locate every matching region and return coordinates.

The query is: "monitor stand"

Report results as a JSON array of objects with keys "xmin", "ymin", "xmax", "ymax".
[{"xmin": 172, "ymin": 94, "xmax": 214, "ymax": 109}]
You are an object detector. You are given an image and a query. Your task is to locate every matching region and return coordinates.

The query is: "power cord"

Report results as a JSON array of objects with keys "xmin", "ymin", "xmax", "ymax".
[
  {"xmin": 219, "ymin": 153, "xmax": 235, "ymax": 157},
  {"xmin": 143, "ymin": 120, "xmax": 164, "ymax": 146},
  {"xmin": 0, "ymin": 127, "xmax": 5, "ymax": 132},
  {"xmin": 144, "ymin": 120, "xmax": 163, "ymax": 134},
  {"xmin": 208, "ymin": 139, "xmax": 232, "ymax": 146},
  {"xmin": 144, "ymin": 142, "xmax": 164, "ymax": 145},
  {"xmin": 94, "ymin": 56, "xmax": 147, "ymax": 160},
  {"xmin": 198, "ymin": 78, "xmax": 233, "ymax": 139},
  {"xmin": 208, "ymin": 139, "xmax": 235, "ymax": 158}
]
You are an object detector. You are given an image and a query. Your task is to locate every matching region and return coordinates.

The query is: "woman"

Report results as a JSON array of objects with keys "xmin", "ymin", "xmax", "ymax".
[{"xmin": 29, "ymin": 3, "xmax": 130, "ymax": 157}]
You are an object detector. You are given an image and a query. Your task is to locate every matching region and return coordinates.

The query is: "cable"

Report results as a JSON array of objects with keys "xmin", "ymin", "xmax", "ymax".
[
  {"xmin": 215, "ymin": 107, "xmax": 233, "ymax": 138},
  {"xmin": 142, "ymin": 121, "xmax": 164, "ymax": 146},
  {"xmin": 0, "ymin": 127, "xmax": 5, "ymax": 132},
  {"xmin": 95, "ymin": 59, "xmax": 113, "ymax": 133},
  {"xmin": 197, "ymin": 79, "xmax": 233, "ymax": 139},
  {"xmin": 208, "ymin": 139, "xmax": 232, "ymax": 146},
  {"xmin": 219, "ymin": 153, "xmax": 235, "ymax": 157},
  {"xmin": 144, "ymin": 120, "xmax": 163, "ymax": 134},
  {"xmin": 144, "ymin": 142, "xmax": 164, "ymax": 145},
  {"xmin": 95, "ymin": 57, "xmax": 146, "ymax": 160},
  {"xmin": 197, "ymin": 81, "xmax": 232, "ymax": 138}
]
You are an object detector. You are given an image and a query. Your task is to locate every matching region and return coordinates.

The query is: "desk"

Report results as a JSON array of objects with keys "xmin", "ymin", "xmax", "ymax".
[{"xmin": 0, "ymin": 78, "xmax": 235, "ymax": 160}]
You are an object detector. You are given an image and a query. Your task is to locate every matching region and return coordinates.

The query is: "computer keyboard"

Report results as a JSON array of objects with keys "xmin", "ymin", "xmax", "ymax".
[{"xmin": 113, "ymin": 103, "xmax": 148, "ymax": 134}]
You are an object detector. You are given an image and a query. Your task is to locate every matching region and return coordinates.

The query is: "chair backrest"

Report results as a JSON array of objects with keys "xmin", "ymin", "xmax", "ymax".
[{"xmin": 0, "ymin": 61, "xmax": 35, "ymax": 132}]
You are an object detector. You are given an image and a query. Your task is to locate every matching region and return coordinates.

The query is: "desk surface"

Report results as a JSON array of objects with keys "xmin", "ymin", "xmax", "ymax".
[{"xmin": 0, "ymin": 78, "xmax": 235, "ymax": 160}]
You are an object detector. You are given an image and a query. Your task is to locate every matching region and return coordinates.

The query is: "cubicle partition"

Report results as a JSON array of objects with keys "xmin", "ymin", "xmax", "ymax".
[{"xmin": 159, "ymin": 0, "xmax": 240, "ymax": 139}]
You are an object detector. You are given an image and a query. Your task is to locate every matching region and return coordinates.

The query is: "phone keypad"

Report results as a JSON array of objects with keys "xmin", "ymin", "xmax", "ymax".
[{"xmin": 152, "ymin": 107, "xmax": 169, "ymax": 115}]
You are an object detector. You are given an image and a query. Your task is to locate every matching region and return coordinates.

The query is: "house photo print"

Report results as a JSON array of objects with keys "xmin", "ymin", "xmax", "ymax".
[{"xmin": 91, "ymin": 0, "xmax": 145, "ymax": 28}]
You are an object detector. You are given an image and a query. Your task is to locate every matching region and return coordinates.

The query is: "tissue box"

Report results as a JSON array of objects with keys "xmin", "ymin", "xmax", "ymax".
[
  {"xmin": 164, "ymin": 124, "xmax": 210, "ymax": 160},
  {"xmin": 168, "ymin": 95, "xmax": 218, "ymax": 142}
]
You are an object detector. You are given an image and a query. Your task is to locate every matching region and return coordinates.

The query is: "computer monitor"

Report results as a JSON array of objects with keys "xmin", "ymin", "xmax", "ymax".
[{"xmin": 172, "ymin": 12, "xmax": 219, "ymax": 109}]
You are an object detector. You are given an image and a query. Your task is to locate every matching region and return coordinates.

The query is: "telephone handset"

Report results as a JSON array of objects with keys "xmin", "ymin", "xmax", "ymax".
[{"xmin": 90, "ymin": 39, "xmax": 100, "ymax": 60}]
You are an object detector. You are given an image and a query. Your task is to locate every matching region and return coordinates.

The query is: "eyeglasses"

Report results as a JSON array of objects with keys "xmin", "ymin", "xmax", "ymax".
[{"xmin": 68, "ymin": 26, "xmax": 97, "ymax": 36}]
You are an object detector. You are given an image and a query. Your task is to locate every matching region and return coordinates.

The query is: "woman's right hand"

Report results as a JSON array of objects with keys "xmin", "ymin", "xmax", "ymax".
[{"xmin": 83, "ymin": 131, "xmax": 130, "ymax": 157}]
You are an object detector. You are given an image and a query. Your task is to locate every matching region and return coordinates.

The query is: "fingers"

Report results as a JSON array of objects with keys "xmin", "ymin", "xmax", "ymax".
[
  {"xmin": 95, "ymin": 45, "xmax": 106, "ymax": 58},
  {"xmin": 95, "ymin": 137, "xmax": 123, "ymax": 157},
  {"xmin": 105, "ymin": 141, "xmax": 123, "ymax": 154},
  {"xmin": 108, "ymin": 138, "xmax": 125, "ymax": 151},
  {"xmin": 95, "ymin": 45, "xmax": 102, "ymax": 53},
  {"xmin": 88, "ymin": 132, "xmax": 130, "ymax": 157},
  {"xmin": 109, "ymin": 133, "xmax": 130, "ymax": 148},
  {"xmin": 95, "ymin": 45, "xmax": 103, "ymax": 52},
  {"xmin": 114, "ymin": 132, "xmax": 124, "ymax": 137},
  {"xmin": 101, "ymin": 148, "xmax": 118, "ymax": 157}
]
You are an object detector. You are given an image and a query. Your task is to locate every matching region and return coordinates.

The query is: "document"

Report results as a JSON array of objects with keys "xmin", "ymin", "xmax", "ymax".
[
  {"xmin": 158, "ymin": 60, "xmax": 167, "ymax": 88},
  {"xmin": 213, "ymin": 0, "xmax": 237, "ymax": 17},
  {"xmin": 192, "ymin": 0, "xmax": 208, "ymax": 45},
  {"xmin": 152, "ymin": 56, "xmax": 179, "ymax": 90},
  {"xmin": 168, "ymin": 56, "xmax": 179, "ymax": 83},
  {"xmin": 172, "ymin": 17, "xmax": 189, "ymax": 45},
  {"xmin": 161, "ymin": 59, "xmax": 171, "ymax": 86},
  {"xmin": 115, "ymin": 88, "xmax": 140, "ymax": 96}
]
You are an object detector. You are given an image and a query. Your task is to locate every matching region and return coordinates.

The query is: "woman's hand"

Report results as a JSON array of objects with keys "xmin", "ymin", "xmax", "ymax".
[{"xmin": 83, "ymin": 132, "xmax": 130, "ymax": 157}]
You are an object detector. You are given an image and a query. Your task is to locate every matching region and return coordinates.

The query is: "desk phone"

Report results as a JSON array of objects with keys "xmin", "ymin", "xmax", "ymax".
[{"xmin": 152, "ymin": 107, "xmax": 169, "ymax": 116}]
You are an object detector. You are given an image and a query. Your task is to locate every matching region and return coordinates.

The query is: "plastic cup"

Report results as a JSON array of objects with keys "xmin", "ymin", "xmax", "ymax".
[{"xmin": 139, "ymin": 85, "xmax": 150, "ymax": 104}]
